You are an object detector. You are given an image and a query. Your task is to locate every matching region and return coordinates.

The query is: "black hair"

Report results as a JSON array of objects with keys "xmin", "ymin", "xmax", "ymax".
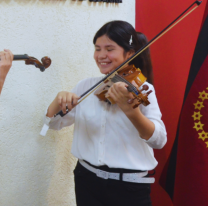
[{"xmin": 93, "ymin": 20, "xmax": 154, "ymax": 85}]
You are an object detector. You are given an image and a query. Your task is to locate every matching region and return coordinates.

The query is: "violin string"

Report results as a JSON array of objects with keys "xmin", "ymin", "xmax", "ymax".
[
  {"xmin": 111, "ymin": 75, "xmax": 134, "ymax": 90},
  {"xmin": 114, "ymin": 77, "xmax": 137, "ymax": 93},
  {"xmin": 111, "ymin": 75, "xmax": 139, "ymax": 94}
]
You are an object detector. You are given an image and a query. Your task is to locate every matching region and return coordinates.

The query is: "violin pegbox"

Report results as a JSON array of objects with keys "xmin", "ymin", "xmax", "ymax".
[
  {"xmin": 13, "ymin": 54, "xmax": 51, "ymax": 72},
  {"xmin": 25, "ymin": 56, "xmax": 51, "ymax": 72},
  {"xmin": 132, "ymin": 84, "xmax": 153, "ymax": 108}
]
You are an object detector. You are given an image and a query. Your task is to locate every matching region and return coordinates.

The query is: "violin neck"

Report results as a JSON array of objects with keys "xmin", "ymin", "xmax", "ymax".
[{"xmin": 13, "ymin": 54, "xmax": 29, "ymax": 61}]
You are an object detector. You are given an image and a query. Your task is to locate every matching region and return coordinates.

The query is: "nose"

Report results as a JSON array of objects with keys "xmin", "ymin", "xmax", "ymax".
[{"xmin": 98, "ymin": 49, "xmax": 107, "ymax": 60}]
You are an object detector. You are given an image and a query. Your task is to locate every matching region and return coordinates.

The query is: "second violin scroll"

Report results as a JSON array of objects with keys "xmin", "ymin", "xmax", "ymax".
[{"xmin": 13, "ymin": 54, "xmax": 51, "ymax": 72}]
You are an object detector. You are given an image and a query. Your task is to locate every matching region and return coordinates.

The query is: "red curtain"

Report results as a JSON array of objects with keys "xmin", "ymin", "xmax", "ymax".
[{"xmin": 135, "ymin": 0, "xmax": 207, "ymax": 205}]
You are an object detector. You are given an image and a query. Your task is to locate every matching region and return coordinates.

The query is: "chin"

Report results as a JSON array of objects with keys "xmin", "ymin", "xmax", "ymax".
[
  {"xmin": 99, "ymin": 69, "xmax": 110, "ymax": 75},
  {"xmin": 103, "ymin": 71, "xmax": 112, "ymax": 75},
  {"xmin": 104, "ymin": 68, "xmax": 115, "ymax": 74}
]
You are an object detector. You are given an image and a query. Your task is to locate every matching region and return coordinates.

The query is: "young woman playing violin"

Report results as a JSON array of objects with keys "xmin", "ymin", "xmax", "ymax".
[{"xmin": 44, "ymin": 20, "xmax": 167, "ymax": 206}]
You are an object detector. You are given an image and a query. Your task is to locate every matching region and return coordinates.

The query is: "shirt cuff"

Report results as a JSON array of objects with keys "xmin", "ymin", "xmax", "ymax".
[{"xmin": 40, "ymin": 109, "xmax": 61, "ymax": 136}]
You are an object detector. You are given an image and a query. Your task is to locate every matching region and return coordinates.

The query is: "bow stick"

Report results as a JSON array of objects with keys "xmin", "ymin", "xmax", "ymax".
[{"xmin": 55, "ymin": 0, "xmax": 202, "ymax": 117}]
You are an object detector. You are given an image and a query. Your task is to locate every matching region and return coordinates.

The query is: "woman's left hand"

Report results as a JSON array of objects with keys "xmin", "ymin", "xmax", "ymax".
[
  {"xmin": 106, "ymin": 82, "xmax": 135, "ymax": 110},
  {"xmin": 0, "ymin": 49, "xmax": 13, "ymax": 81},
  {"xmin": 0, "ymin": 49, "xmax": 13, "ymax": 94}
]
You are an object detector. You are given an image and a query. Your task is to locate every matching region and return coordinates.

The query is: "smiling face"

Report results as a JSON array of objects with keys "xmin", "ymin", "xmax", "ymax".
[{"xmin": 94, "ymin": 35, "xmax": 134, "ymax": 75}]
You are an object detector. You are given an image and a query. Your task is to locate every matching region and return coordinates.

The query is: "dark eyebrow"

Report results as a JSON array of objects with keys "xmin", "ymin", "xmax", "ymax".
[
  {"xmin": 106, "ymin": 45, "xmax": 115, "ymax": 48},
  {"xmin": 95, "ymin": 45, "xmax": 115, "ymax": 48}
]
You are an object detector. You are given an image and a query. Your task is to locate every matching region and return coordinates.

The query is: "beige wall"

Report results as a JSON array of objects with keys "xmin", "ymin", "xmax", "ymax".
[{"xmin": 0, "ymin": 1, "xmax": 135, "ymax": 205}]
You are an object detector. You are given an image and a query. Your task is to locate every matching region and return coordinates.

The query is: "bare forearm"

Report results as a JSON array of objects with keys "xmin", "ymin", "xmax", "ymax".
[{"xmin": 0, "ymin": 78, "xmax": 5, "ymax": 94}]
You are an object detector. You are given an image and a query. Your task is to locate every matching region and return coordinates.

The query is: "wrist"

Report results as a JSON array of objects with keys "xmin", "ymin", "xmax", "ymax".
[
  {"xmin": 46, "ymin": 97, "xmax": 61, "ymax": 118},
  {"xmin": 0, "ymin": 76, "xmax": 6, "ymax": 83},
  {"xmin": 0, "ymin": 78, "xmax": 5, "ymax": 94},
  {"xmin": 0, "ymin": 69, "xmax": 9, "ymax": 80},
  {"xmin": 117, "ymin": 101, "xmax": 136, "ymax": 114},
  {"xmin": 0, "ymin": 78, "xmax": 5, "ymax": 88}
]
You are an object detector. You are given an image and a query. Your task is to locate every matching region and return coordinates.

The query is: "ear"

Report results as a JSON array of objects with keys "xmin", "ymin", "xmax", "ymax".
[{"xmin": 126, "ymin": 49, "xmax": 135, "ymax": 59}]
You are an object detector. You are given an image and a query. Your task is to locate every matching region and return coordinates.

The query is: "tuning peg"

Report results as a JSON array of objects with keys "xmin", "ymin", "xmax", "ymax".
[{"xmin": 140, "ymin": 84, "xmax": 149, "ymax": 92}]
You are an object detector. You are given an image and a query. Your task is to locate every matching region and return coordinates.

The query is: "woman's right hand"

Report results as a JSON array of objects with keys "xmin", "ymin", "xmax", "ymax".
[
  {"xmin": 46, "ymin": 91, "xmax": 80, "ymax": 118},
  {"xmin": 56, "ymin": 91, "xmax": 80, "ymax": 114}
]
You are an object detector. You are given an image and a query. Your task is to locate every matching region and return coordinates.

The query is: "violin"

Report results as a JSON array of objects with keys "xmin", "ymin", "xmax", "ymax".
[
  {"xmin": 13, "ymin": 54, "xmax": 51, "ymax": 72},
  {"xmin": 54, "ymin": 0, "xmax": 202, "ymax": 117},
  {"xmin": 95, "ymin": 65, "xmax": 152, "ymax": 108}
]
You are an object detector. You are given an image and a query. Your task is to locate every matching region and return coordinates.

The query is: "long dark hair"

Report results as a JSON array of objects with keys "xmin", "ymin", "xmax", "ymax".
[{"xmin": 93, "ymin": 20, "xmax": 154, "ymax": 85}]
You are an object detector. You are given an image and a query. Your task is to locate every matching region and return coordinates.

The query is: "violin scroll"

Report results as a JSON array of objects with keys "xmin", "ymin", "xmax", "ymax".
[
  {"xmin": 127, "ymin": 84, "xmax": 150, "ymax": 105},
  {"xmin": 13, "ymin": 54, "xmax": 52, "ymax": 72},
  {"xmin": 132, "ymin": 90, "xmax": 152, "ymax": 109},
  {"xmin": 25, "ymin": 56, "xmax": 51, "ymax": 72}
]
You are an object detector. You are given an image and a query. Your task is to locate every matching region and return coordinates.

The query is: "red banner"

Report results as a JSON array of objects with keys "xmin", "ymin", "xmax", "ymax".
[{"xmin": 136, "ymin": 0, "xmax": 208, "ymax": 205}]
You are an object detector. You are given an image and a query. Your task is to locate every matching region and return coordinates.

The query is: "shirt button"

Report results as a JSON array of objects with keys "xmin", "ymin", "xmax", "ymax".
[{"xmin": 100, "ymin": 142, "xmax": 102, "ymax": 144}]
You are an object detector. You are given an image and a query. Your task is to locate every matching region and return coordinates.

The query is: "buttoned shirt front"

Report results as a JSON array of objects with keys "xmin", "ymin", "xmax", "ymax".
[{"xmin": 44, "ymin": 76, "xmax": 167, "ymax": 171}]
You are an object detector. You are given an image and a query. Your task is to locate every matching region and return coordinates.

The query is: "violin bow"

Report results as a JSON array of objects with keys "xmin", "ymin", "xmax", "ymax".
[
  {"xmin": 13, "ymin": 54, "xmax": 51, "ymax": 72},
  {"xmin": 55, "ymin": 0, "xmax": 202, "ymax": 117}
]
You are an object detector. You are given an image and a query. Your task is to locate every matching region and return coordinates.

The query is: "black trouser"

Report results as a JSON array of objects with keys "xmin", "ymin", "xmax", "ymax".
[{"xmin": 74, "ymin": 161, "xmax": 152, "ymax": 206}]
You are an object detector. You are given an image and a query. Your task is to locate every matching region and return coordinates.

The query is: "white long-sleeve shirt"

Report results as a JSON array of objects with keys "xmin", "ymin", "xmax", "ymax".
[{"xmin": 42, "ymin": 76, "xmax": 167, "ymax": 171}]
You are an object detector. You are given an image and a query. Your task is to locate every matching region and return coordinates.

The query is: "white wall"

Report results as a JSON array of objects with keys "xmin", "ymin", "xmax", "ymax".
[{"xmin": 0, "ymin": 1, "xmax": 135, "ymax": 205}]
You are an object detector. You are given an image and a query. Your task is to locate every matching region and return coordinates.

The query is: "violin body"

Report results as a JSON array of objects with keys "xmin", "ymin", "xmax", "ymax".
[
  {"xmin": 117, "ymin": 64, "xmax": 147, "ymax": 87},
  {"xmin": 95, "ymin": 65, "xmax": 152, "ymax": 108}
]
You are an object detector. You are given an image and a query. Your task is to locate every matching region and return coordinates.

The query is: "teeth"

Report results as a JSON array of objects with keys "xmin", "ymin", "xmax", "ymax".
[{"xmin": 100, "ymin": 63, "xmax": 108, "ymax": 65}]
